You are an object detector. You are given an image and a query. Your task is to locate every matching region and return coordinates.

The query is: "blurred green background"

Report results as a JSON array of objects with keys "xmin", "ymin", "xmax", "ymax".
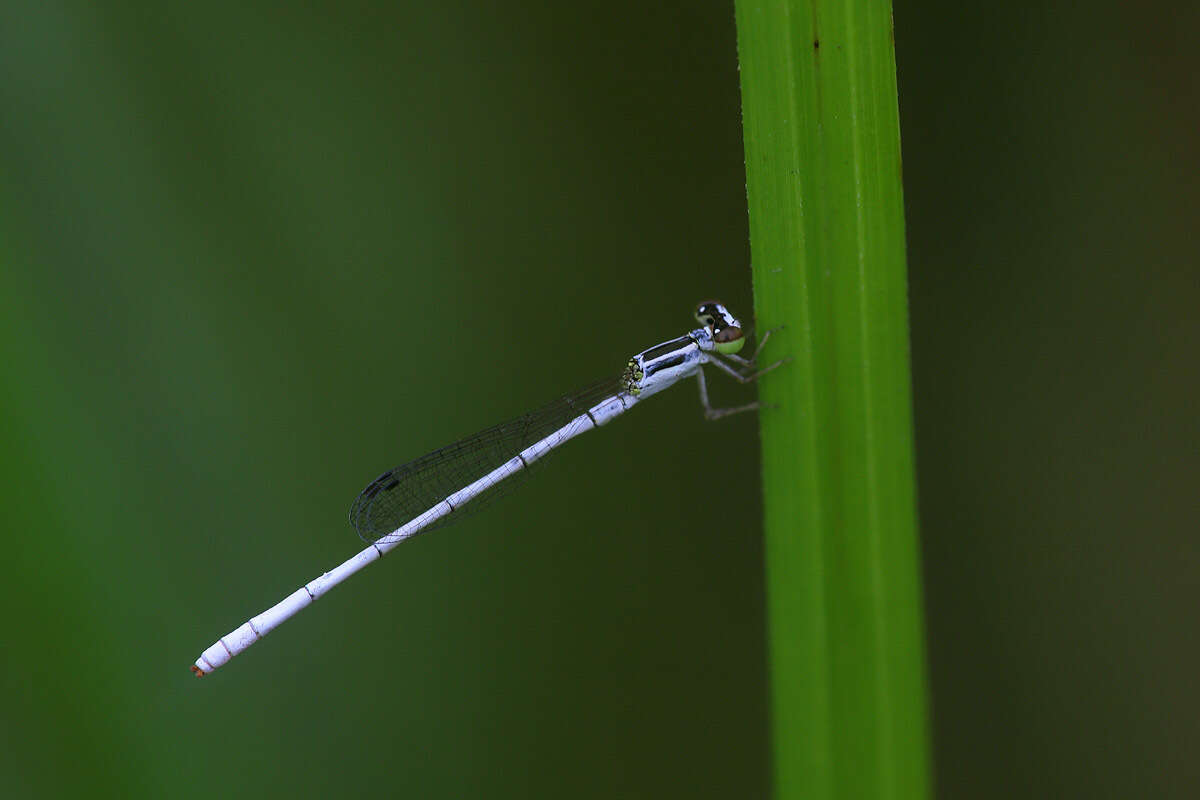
[{"xmin": 0, "ymin": 1, "xmax": 1195, "ymax": 798}]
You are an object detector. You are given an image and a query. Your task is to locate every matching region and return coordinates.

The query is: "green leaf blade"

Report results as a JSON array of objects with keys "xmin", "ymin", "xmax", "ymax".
[{"xmin": 735, "ymin": 2, "xmax": 931, "ymax": 798}]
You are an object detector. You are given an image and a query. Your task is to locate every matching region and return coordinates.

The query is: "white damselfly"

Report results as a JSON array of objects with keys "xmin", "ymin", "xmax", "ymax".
[{"xmin": 192, "ymin": 301, "xmax": 785, "ymax": 676}]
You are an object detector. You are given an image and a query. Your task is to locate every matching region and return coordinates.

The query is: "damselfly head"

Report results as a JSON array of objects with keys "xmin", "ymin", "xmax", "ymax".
[{"xmin": 695, "ymin": 300, "xmax": 746, "ymax": 355}]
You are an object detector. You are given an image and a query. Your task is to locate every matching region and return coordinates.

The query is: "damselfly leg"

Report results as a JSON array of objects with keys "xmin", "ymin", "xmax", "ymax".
[
  {"xmin": 719, "ymin": 325, "xmax": 785, "ymax": 368},
  {"xmin": 696, "ymin": 327, "xmax": 790, "ymax": 420}
]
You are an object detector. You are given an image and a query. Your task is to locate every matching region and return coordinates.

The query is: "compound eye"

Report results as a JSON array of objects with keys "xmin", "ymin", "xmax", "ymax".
[
  {"xmin": 715, "ymin": 325, "xmax": 742, "ymax": 343},
  {"xmin": 714, "ymin": 325, "xmax": 746, "ymax": 354}
]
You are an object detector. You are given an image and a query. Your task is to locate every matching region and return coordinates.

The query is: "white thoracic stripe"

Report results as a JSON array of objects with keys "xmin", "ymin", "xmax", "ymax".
[{"xmin": 194, "ymin": 391, "xmax": 640, "ymax": 675}]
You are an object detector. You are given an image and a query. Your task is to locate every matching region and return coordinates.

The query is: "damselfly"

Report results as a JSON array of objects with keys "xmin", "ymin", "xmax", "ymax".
[{"xmin": 192, "ymin": 301, "xmax": 785, "ymax": 676}]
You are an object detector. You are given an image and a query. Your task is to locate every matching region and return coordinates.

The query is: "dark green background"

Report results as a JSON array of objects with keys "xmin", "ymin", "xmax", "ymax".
[{"xmin": 0, "ymin": 2, "xmax": 1195, "ymax": 798}]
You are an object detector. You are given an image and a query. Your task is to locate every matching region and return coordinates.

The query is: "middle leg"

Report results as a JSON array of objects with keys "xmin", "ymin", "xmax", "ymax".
[{"xmin": 695, "ymin": 368, "xmax": 766, "ymax": 421}]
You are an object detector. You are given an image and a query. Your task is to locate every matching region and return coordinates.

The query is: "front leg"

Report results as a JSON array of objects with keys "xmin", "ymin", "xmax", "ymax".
[{"xmin": 722, "ymin": 325, "xmax": 784, "ymax": 368}]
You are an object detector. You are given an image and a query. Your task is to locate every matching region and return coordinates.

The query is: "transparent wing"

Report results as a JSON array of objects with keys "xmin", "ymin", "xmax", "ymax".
[{"xmin": 349, "ymin": 377, "xmax": 625, "ymax": 543}]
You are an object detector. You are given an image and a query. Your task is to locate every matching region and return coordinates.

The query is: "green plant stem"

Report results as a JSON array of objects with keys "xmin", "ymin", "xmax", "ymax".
[{"xmin": 735, "ymin": 2, "xmax": 930, "ymax": 798}]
